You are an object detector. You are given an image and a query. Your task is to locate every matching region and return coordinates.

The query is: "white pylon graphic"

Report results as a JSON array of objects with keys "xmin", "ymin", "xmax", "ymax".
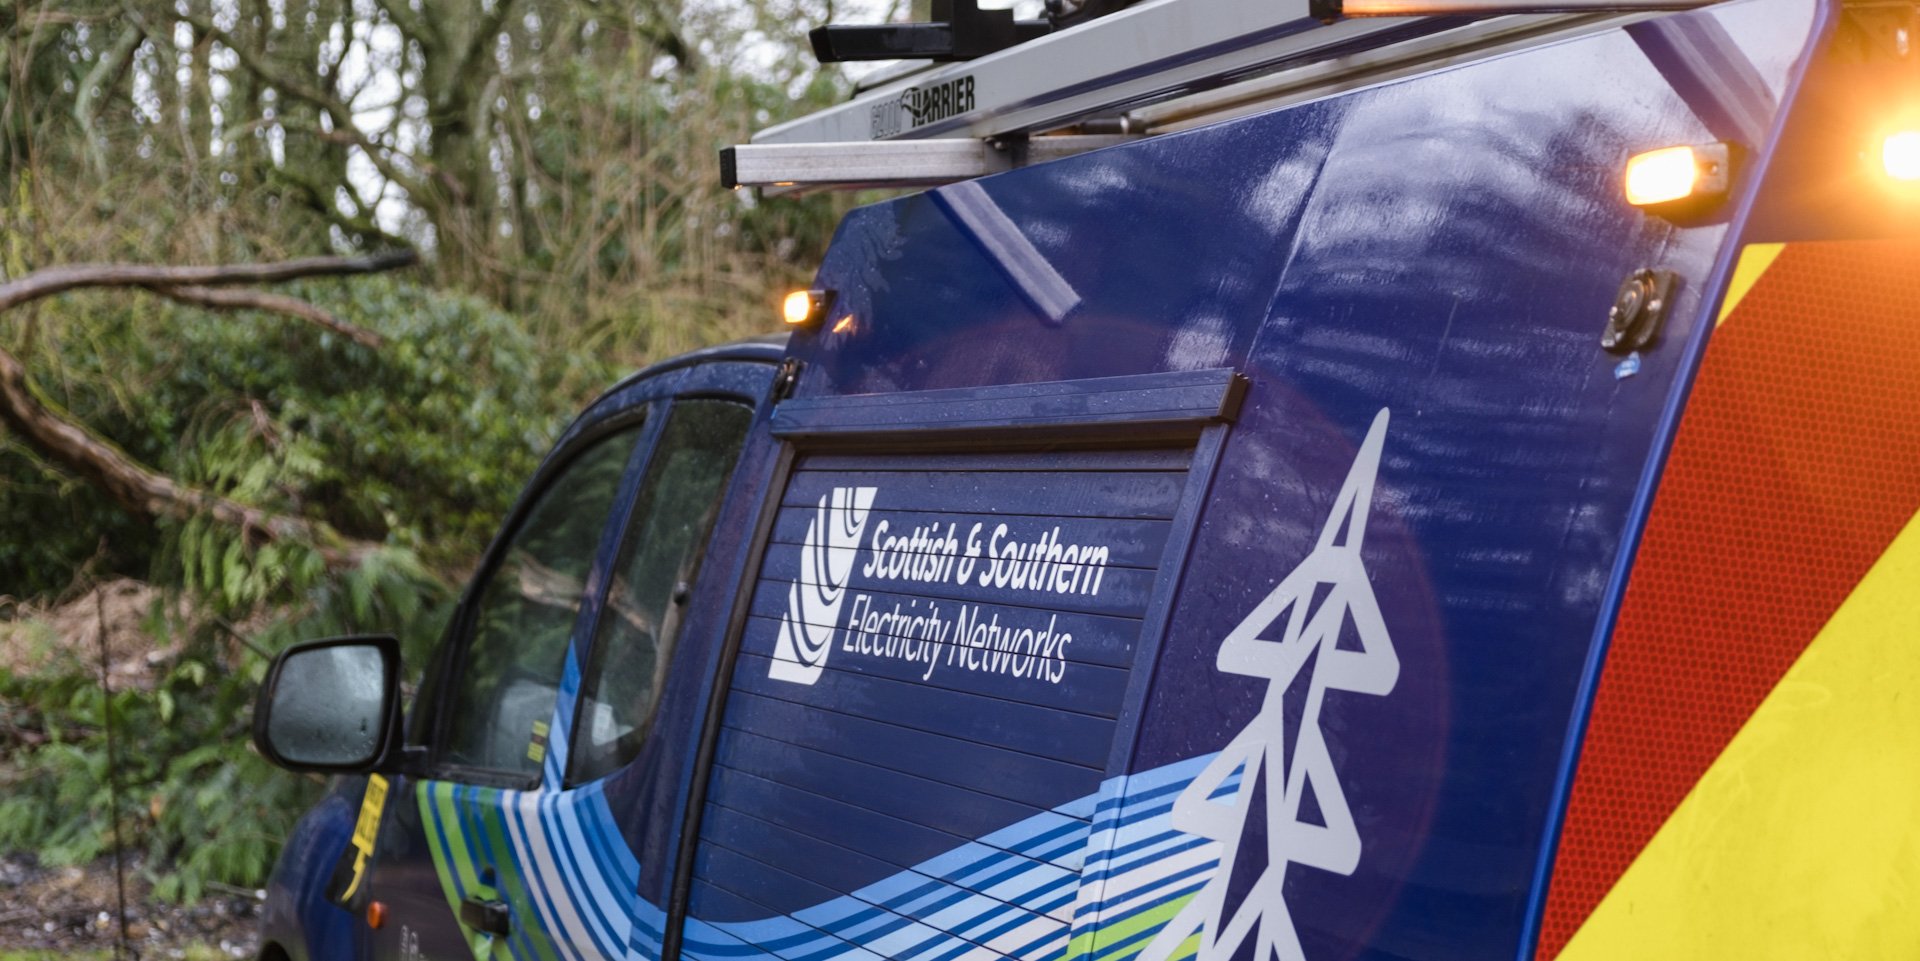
[{"xmin": 1137, "ymin": 408, "xmax": 1399, "ymax": 961}]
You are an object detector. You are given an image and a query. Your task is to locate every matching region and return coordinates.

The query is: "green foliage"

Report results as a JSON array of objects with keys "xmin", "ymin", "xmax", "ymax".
[
  {"xmin": 0, "ymin": 0, "xmax": 859, "ymax": 911},
  {"xmin": 0, "ymin": 626, "xmax": 313, "ymax": 902},
  {"xmin": 0, "ymin": 278, "xmax": 580, "ymax": 898},
  {"xmin": 4, "ymin": 277, "xmax": 580, "ymax": 595},
  {"xmin": 0, "ymin": 445, "xmax": 156, "ymax": 598},
  {"xmin": 0, "ymin": 538, "xmax": 460, "ymax": 900}
]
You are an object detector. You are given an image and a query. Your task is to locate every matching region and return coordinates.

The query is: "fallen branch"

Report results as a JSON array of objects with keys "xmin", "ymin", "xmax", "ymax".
[
  {"xmin": 0, "ymin": 344, "xmax": 377, "ymax": 568},
  {"xmin": 143, "ymin": 284, "xmax": 384, "ymax": 348},
  {"xmin": 0, "ymin": 251, "xmax": 421, "ymax": 569},
  {"xmin": 0, "ymin": 249, "xmax": 418, "ymax": 312}
]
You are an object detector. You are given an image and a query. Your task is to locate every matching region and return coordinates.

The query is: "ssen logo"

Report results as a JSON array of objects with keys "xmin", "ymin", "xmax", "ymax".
[
  {"xmin": 770, "ymin": 487, "xmax": 878, "ymax": 685},
  {"xmin": 868, "ymin": 75, "xmax": 976, "ymax": 138},
  {"xmin": 769, "ymin": 484, "xmax": 1121, "ymax": 687}
]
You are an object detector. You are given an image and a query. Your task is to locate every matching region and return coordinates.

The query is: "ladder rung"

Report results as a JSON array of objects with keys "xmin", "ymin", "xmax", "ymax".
[
  {"xmin": 750, "ymin": 0, "xmax": 1725, "ymax": 150},
  {"xmin": 722, "ymin": 136, "xmax": 1138, "ymax": 192},
  {"xmin": 751, "ymin": 0, "xmax": 1379, "ymax": 147}
]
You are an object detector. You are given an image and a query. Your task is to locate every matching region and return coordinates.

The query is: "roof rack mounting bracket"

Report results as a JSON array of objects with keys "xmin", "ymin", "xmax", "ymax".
[{"xmin": 810, "ymin": 0, "xmax": 1051, "ymax": 62}]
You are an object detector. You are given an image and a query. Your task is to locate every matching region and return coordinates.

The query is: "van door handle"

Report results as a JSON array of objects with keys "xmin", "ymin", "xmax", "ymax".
[{"xmin": 459, "ymin": 895, "xmax": 512, "ymax": 936}]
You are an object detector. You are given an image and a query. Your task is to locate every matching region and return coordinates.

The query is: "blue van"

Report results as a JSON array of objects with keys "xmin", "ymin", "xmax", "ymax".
[{"xmin": 248, "ymin": 1, "xmax": 1920, "ymax": 960}]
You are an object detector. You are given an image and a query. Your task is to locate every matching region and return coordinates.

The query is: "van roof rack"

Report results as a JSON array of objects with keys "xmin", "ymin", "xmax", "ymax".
[
  {"xmin": 810, "ymin": 0, "xmax": 1052, "ymax": 63},
  {"xmin": 724, "ymin": 0, "xmax": 1721, "ymax": 193}
]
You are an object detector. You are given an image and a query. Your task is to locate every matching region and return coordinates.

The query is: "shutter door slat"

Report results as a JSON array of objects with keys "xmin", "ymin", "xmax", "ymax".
[
  {"xmin": 720, "ymin": 694, "xmax": 1103, "ymax": 810},
  {"xmin": 692, "ymin": 444, "xmax": 1195, "ymax": 961}
]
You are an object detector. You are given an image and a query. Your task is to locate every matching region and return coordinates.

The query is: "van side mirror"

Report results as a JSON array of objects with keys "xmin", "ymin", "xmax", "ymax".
[{"xmin": 253, "ymin": 635, "xmax": 402, "ymax": 774}]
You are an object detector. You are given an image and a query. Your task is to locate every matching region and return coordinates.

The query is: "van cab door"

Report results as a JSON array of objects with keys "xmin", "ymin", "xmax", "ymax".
[{"xmin": 353, "ymin": 354, "xmax": 776, "ymax": 961}]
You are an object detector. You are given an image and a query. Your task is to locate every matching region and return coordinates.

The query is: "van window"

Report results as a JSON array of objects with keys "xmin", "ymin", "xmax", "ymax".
[
  {"xmin": 570, "ymin": 399, "xmax": 754, "ymax": 784},
  {"xmin": 439, "ymin": 424, "xmax": 643, "ymax": 777}
]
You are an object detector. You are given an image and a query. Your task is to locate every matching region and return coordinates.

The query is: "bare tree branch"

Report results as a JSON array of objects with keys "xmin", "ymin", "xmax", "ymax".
[
  {"xmin": 0, "ymin": 250, "xmax": 417, "ymax": 312},
  {"xmin": 266, "ymin": 165, "xmax": 413, "ymax": 250},
  {"xmin": 438, "ymin": 0, "xmax": 519, "ymax": 125},
  {"xmin": 176, "ymin": 11, "xmax": 438, "ymax": 200},
  {"xmin": 72, "ymin": 23, "xmax": 144, "ymax": 179},
  {"xmin": 367, "ymin": 0, "xmax": 443, "ymax": 57},
  {"xmin": 632, "ymin": 0, "xmax": 701, "ymax": 73},
  {"xmin": 141, "ymin": 285, "xmax": 385, "ymax": 348}
]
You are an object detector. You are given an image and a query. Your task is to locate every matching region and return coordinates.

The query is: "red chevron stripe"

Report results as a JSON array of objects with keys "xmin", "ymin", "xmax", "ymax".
[{"xmin": 1538, "ymin": 239, "xmax": 1920, "ymax": 958}]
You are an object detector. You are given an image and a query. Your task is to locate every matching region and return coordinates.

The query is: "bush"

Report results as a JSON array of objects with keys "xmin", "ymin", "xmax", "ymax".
[
  {"xmin": 0, "ymin": 601, "xmax": 304, "ymax": 902},
  {"xmin": 0, "ymin": 554, "xmax": 463, "ymax": 900},
  {"xmin": 0, "ymin": 276, "xmax": 592, "ymax": 899},
  {"xmin": 3, "ymin": 274, "xmax": 608, "ymax": 609}
]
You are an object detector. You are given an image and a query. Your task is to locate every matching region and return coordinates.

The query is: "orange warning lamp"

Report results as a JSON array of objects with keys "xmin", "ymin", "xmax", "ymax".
[
  {"xmin": 1625, "ymin": 143, "xmax": 1731, "ymax": 210},
  {"xmin": 1883, "ymin": 130, "xmax": 1920, "ymax": 182},
  {"xmin": 1625, "ymin": 146, "xmax": 1701, "ymax": 206},
  {"xmin": 783, "ymin": 289, "xmax": 834, "ymax": 328}
]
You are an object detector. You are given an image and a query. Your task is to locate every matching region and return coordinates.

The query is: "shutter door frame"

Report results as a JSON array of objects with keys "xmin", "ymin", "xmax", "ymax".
[{"xmin": 664, "ymin": 367, "xmax": 1245, "ymax": 961}]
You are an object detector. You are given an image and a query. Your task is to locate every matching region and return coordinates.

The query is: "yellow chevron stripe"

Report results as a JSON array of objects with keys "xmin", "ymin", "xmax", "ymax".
[
  {"xmin": 1716, "ymin": 242, "xmax": 1786, "ymax": 326},
  {"xmin": 1558, "ymin": 507, "xmax": 1920, "ymax": 960}
]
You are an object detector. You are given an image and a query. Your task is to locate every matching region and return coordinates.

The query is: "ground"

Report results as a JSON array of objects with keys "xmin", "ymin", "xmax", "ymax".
[
  {"xmin": 3, "ymin": 580, "xmax": 268, "ymax": 961},
  {"xmin": 0, "ymin": 853, "xmax": 260, "ymax": 960}
]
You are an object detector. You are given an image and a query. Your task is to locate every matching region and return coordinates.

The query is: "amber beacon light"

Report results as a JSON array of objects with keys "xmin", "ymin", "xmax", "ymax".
[
  {"xmin": 1624, "ymin": 142, "xmax": 1731, "ymax": 212},
  {"xmin": 783, "ymin": 288, "xmax": 834, "ymax": 328},
  {"xmin": 1884, "ymin": 130, "xmax": 1920, "ymax": 182}
]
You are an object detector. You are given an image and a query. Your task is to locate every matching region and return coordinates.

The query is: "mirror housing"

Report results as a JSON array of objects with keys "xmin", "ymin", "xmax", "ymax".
[{"xmin": 253, "ymin": 635, "xmax": 402, "ymax": 774}]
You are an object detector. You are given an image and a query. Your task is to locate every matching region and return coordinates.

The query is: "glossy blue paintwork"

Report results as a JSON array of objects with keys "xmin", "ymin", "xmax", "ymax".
[
  {"xmin": 259, "ymin": 777, "xmax": 361, "ymax": 961},
  {"xmin": 769, "ymin": 368, "xmax": 1239, "ymax": 437},
  {"xmin": 257, "ymin": 3, "xmax": 1847, "ymax": 961},
  {"xmin": 773, "ymin": 5, "xmax": 1822, "ymax": 960},
  {"xmin": 260, "ymin": 347, "xmax": 782, "ymax": 961}
]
